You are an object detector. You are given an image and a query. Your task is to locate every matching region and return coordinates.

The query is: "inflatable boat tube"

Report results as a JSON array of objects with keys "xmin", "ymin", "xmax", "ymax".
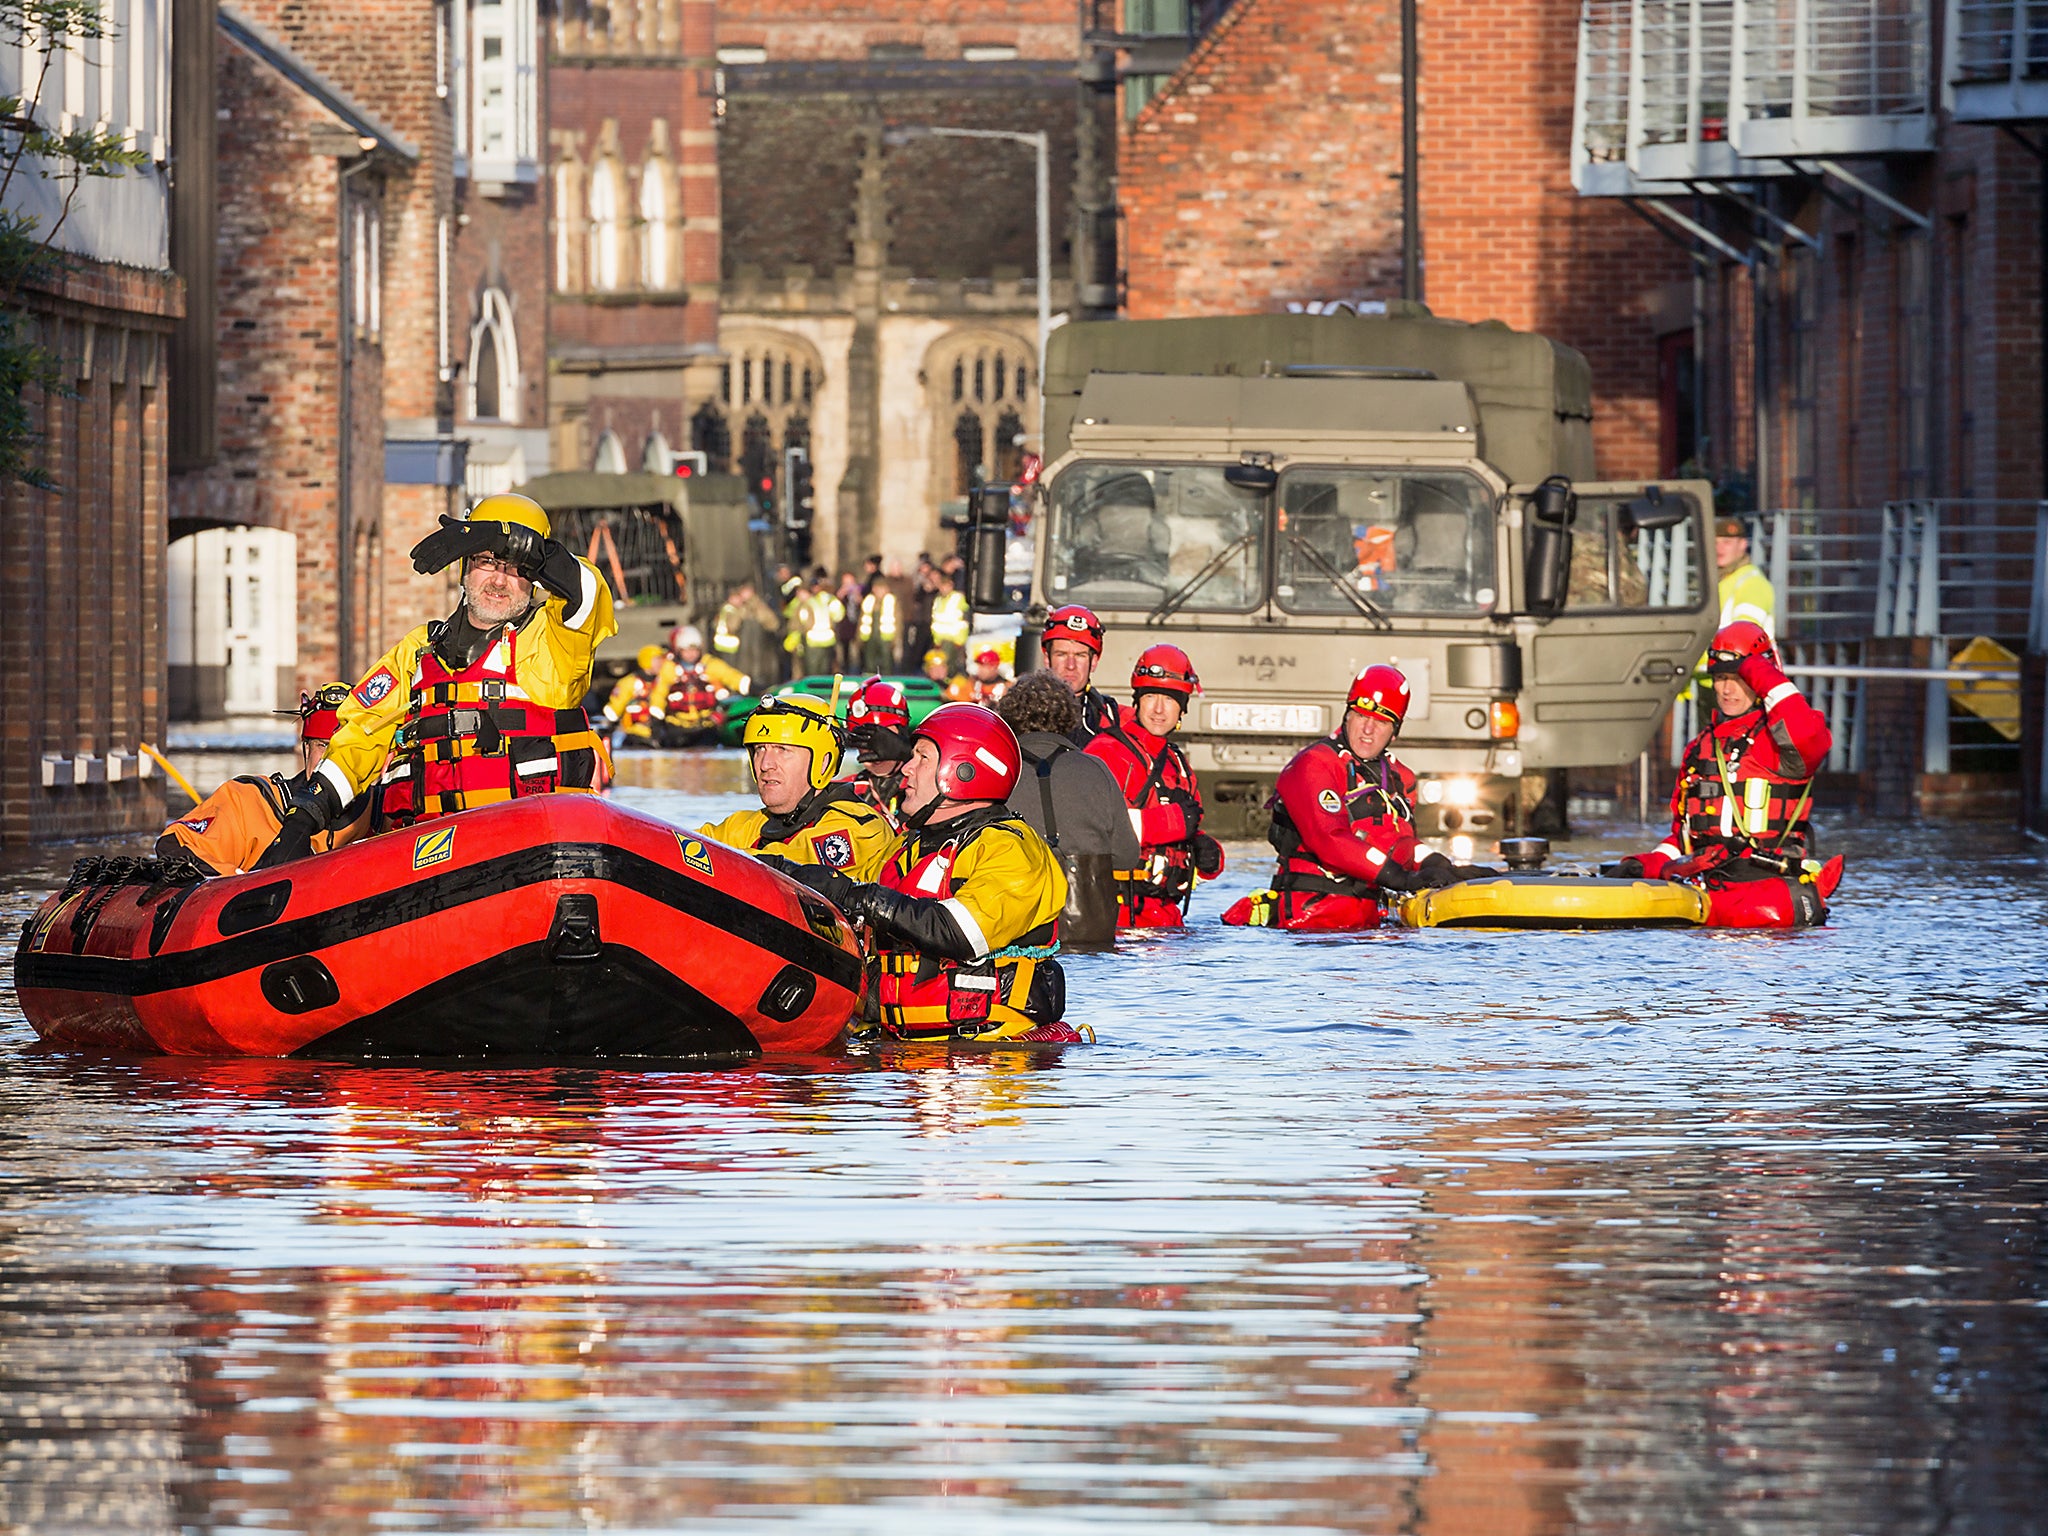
[
  {"xmin": 14, "ymin": 795, "xmax": 863, "ymax": 1061},
  {"xmin": 1398, "ymin": 872, "xmax": 1709, "ymax": 930}
]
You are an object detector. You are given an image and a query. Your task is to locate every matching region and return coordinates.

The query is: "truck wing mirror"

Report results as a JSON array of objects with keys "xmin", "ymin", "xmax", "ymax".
[
  {"xmin": 1523, "ymin": 475, "xmax": 1576, "ymax": 617},
  {"xmin": 1617, "ymin": 484, "xmax": 1687, "ymax": 534},
  {"xmin": 1224, "ymin": 462, "xmax": 1278, "ymax": 494}
]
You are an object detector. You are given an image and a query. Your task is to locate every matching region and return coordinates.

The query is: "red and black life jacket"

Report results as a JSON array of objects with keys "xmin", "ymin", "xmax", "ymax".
[
  {"xmin": 874, "ymin": 810, "xmax": 1060, "ymax": 1041},
  {"xmin": 659, "ymin": 666, "xmax": 723, "ymax": 730},
  {"xmin": 378, "ymin": 624, "xmax": 603, "ymax": 827},
  {"xmin": 1096, "ymin": 720, "xmax": 1199, "ymax": 911},
  {"xmin": 1267, "ymin": 739, "xmax": 1414, "ymax": 897},
  {"xmin": 1675, "ymin": 711, "xmax": 1815, "ymax": 862}
]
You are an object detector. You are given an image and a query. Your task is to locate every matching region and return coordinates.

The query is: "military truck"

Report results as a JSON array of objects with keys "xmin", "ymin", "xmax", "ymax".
[
  {"xmin": 1023, "ymin": 310, "xmax": 1717, "ymax": 843},
  {"xmin": 514, "ymin": 470, "xmax": 756, "ymax": 685}
]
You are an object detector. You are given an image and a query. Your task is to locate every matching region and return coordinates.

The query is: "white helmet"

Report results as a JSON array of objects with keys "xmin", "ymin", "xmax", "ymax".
[{"xmin": 669, "ymin": 624, "xmax": 705, "ymax": 653}]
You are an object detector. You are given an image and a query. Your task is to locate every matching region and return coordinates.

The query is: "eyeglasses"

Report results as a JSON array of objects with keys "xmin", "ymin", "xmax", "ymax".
[{"xmin": 467, "ymin": 554, "xmax": 531, "ymax": 578}]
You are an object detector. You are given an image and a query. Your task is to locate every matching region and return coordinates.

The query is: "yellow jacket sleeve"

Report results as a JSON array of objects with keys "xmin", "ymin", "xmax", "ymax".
[
  {"xmin": 700, "ymin": 801, "xmax": 894, "ymax": 879},
  {"xmin": 511, "ymin": 556, "xmax": 619, "ymax": 709},
  {"xmin": 945, "ymin": 820, "xmax": 1068, "ymax": 957},
  {"xmin": 704, "ymin": 656, "xmax": 749, "ymax": 694},
  {"xmin": 318, "ymin": 627, "xmax": 431, "ymax": 804}
]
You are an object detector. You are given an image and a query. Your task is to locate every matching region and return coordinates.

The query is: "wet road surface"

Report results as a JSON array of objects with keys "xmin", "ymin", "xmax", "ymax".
[{"xmin": 2, "ymin": 752, "xmax": 2044, "ymax": 1533}]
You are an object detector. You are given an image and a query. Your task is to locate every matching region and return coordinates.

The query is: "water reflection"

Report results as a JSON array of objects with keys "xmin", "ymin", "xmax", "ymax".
[{"xmin": 2, "ymin": 774, "xmax": 2047, "ymax": 1530}]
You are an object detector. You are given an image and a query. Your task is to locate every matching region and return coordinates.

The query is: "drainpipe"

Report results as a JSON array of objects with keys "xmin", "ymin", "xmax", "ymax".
[
  {"xmin": 338, "ymin": 157, "xmax": 368, "ymax": 681},
  {"xmin": 1400, "ymin": 0, "xmax": 1421, "ymax": 302}
]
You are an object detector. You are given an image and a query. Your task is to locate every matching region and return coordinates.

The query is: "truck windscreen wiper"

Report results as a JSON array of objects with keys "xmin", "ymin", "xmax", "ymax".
[
  {"xmin": 1146, "ymin": 531, "xmax": 1259, "ymax": 624},
  {"xmin": 1285, "ymin": 534, "xmax": 1392, "ymax": 629}
]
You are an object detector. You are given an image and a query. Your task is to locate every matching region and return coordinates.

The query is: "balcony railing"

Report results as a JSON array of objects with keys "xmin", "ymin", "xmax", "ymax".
[
  {"xmin": 1730, "ymin": 0, "xmax": 1933, "ymax": 156},
  {"xmin": 1947, "ymin": 0, "xmax": 2048, "ymax": 121},
  {"xmin": 1575, "ymin": 0, "xmax": 1934, "ymax": 197}
]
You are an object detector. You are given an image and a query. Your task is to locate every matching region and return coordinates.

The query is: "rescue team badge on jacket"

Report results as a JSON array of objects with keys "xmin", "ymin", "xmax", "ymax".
[
  {"xmin": 1318, "ymin": 789, "xmax": 1343, "ymax": 813},
  {"xmin": 355, "ymin": 669, "xmax": 397, "ymax": 706},
  {"xmin": 811, "ymin": 829, "xmax": 855, "ymax": 869}
]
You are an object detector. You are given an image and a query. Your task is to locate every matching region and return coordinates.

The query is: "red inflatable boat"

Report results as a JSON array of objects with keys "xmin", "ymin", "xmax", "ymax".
[{"xmin": 14, "ymin": 796, "xmax": 863, "ymax": 1061}]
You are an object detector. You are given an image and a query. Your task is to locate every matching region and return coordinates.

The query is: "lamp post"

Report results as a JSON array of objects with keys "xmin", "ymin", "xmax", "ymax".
[{"xmin": 882, "ymin": 124, "xmax": 1051, "ymax": 435}]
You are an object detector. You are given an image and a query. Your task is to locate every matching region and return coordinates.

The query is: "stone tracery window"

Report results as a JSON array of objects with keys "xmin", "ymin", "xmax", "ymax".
[
  {"xmin": 927, "ymin": 330, "xmax": 1037, "ymax": 501},
  {"xmin": 719, "ymin": 331, "xmax": 826, "ymax": 498},
  {"xmin": 467, "ymin": 286, "xmax": 520, "ymax": 422},
  {"xmin": 588, "ymin": 156, "xmax": 625, "ymax": 291},
  {"xmin": 691, "ymin": 401, "xmax": 731, "ymax": 473},
  {"xmin": 639, "ymin": 153, "xmax": 672, "ymax": 290}
]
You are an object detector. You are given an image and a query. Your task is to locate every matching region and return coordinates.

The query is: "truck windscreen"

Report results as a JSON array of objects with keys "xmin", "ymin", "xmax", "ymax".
[
  {"xmin": 1046, "ymin": 463, "xmax": 1265, "ymax": 613},
  {"xmin": 1275, "ymin": 468, "xmax": 1496, "ymax": 617}
]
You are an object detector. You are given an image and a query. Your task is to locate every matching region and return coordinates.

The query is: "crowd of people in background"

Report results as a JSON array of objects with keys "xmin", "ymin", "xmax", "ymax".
[{"xmin": 714, "ymin": 552, "xmax": 984, "ymax": 696}]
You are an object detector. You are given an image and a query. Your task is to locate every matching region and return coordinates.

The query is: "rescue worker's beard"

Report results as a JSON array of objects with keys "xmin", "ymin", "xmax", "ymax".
[{"xmin": 462, "ymin": 570, "xmax": 534, "ymax": 628}]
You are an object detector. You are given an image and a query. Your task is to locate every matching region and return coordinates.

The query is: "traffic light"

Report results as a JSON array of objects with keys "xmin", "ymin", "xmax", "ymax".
[
  {"xmin": 782, "ymin": 446, "xmax": 814, "ymax": 530},
  {"xmin": 669, "ymin": 450, "xmax": 708, "ymax": 479}
]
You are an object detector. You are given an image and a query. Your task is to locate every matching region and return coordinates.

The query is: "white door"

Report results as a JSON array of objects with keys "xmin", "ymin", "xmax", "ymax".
[{"xmin": 223, "ymin": 537, "xmax": 271, "ymax": 715}]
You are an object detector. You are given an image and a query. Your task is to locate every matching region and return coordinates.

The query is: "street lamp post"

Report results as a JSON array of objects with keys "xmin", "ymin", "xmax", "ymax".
[{"xmin": 882, "ymin": 125, "xmax": 1051, "ymax": 435}]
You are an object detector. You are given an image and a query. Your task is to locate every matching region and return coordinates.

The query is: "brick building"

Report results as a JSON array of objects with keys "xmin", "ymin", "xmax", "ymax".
[
  {"xmin": 547, "ymin": 0, "xmax": 723, "ymax": 485},
  {"xmin": 1116, "ymin": 0, "xmax": 1686, "ymax": 479},
  {"xmin": 0, "ymin": 0, "xmax": 182, "ymax": 844},
  {"xmin": 170, "ymin": 0, "xmax": 557, "ymax": 726}
]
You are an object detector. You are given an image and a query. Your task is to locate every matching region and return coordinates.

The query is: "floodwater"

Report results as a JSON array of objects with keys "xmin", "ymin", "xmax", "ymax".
[{"xmin": 3, "ymin": 752, "xmax": 2045, "ymax": 1534}]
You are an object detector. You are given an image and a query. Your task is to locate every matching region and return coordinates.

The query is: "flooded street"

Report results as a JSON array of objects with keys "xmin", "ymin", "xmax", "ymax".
[{"xmin": 3, "ymin": 756, "xmax": 2045, "ymax": 1533}]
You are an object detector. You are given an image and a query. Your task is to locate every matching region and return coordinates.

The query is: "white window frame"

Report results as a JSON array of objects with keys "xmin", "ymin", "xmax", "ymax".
[
  {"xmin": 588, "ymin": 158, "xmax": 623, "ymax": 292},
  {"xmin": 467, "ymin": 0, "xmax": 538, "ymax": 185},
  {"xmin": 638, "ymin": 157, "xmax": 669, "ymax": 291},
  {"xmin": 466, "ymin": 287, "xmax": 521, "ymax": 422}
]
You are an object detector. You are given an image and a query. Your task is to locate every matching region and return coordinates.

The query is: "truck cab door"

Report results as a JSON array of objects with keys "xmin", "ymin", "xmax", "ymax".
[{"xmin": 1510, "ymin": 479, "xmax": 1719, "ymax": 771}]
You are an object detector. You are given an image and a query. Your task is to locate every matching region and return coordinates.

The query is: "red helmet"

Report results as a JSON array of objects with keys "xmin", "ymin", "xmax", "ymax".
[
  {"xmin": 1130, "ymin": 643, "xmax": 1199, "ymax": 703},
  {"xmin": 1706, "ymin": 619, "xmax": 1777, "ymax": 674},
  {"xmin": 847, "ymin": 675, "xmax": 910, "ymax": 732},
  {"xmin": 1042, "ymin": 604, "xmax": 1105, "ymax": 657},
  {"xmin": 1346, "ymin": 664, "xmax": 1411, "ymax": 727},
  {"xmin": 913, "ymin": 702, "xmax": 1020, "ymax": 802}
]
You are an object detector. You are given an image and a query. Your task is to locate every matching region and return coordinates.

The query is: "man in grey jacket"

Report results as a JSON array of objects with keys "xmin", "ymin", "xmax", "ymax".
[{"xmin": 996, "ymin": 673, "xmax": 1143, "ymax": 947}]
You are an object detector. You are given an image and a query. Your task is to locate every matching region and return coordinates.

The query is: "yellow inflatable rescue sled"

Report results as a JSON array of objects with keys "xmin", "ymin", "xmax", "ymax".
[{"xmin": 1398, "ymin": 872, "xmax": 1709, "ymax": 930}]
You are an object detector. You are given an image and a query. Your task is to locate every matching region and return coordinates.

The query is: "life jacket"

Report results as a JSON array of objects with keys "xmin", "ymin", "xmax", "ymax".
[
  {"xmin": 874, "ymin": 810, "xmax": 1062, "ymax": 1041},
  {"xmin": 1071, "ymin": 687, "xmax": 1121, "ymax": 745},
  {"xmin": 377, "ymin": 621, "xmax": 603, "ymax": 827},
  {"xmin": 659, "ymin": 664, "xmax": 722, "ymax": 730},
  {"xmin": 1096, "ymin": 719, "xmax": 1198, "ymax": 914},
  {"xmin": 1675, "ymin": 711, "xmax": 1815, "ymax": 863},
  {"xmin": 1267, "ymin": 739, "xmax": 1414, "ymax": 898}
]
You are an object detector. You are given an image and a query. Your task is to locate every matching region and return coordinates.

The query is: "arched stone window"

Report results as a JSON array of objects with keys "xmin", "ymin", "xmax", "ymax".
[
  {"xmin": 588, "ymin": 156, "xmax": 625, "ymax": 292},
  {"xmin": 638, "ymin": 153, "xmax": 672, "ymax": 291},
  {"xmin": 691, "ymin": 401, "xmax": 731, "ymax": 473},
  {"xmin": 925, "ymin": 329, "xmax": 1037, "ymax": 504},
  {"xmin": 642, "ymin": 429, "xmax": 672, "ymax": 474},
  {"xmin": 551, "ymin": 155, "xmax": 584, "ymax": 293},
  {"xmin": 718, "ymin": 328, "xmax": 827, "ymax": 498},
  {"xmin": 592, "ymin": 429, "xmax": 628, "ymax": 474},
  {"xmin": 467, "ymin": 287, "xmax": 520, "ymax": 422}
]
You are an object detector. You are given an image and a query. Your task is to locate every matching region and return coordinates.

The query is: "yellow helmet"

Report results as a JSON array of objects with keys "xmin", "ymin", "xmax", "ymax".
[
  {"xmin": 468, "ymin": 492, "xmax": 550, "ymax": 541},
  {"xmin": 743, "ymin": 694, "xmax": 843, "ymax": 791},
  {"xmin": 636, "ymin": 644, "xmax": 665, "ymax": 673}
]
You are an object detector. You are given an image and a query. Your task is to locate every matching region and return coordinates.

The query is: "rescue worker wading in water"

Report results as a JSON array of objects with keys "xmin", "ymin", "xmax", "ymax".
[
  {"xmin": 1223, "ymin": 664, "xmax": 1486, "ymax": 931},
  {"xmin": 1612, "ymin": 619, "xmax": 1837, "ymax": 895},
  {"xmin": 281, "ymin": 493, "xmax": 617, "ymax": 848},
  {"xmin": 1085, "ymin": 644, "xmax": 1225, "ymax": 927},
  {"xmin": 1039, "ymin": 603, "xmax": 1123, "ymax": 744},
  {"xmin": 767, "ymin": 704, "xmax": 1082, "ymax": 1044},
  {"xmin": 698, "ymin": 694, "xmax": 894, "ymax": 878},
  {"xmin": 157, "ymin": 684, "xmax": 373, "ymax": 875},
  {"xmin": 843, "ymin": 676, "xmax": 914, "ymax": 828}
]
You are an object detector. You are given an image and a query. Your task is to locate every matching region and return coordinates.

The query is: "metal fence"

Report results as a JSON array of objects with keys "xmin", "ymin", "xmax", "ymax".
[{"xmin": 1672, "ymin": 499, "xmax": 2047, "ymax": 773}]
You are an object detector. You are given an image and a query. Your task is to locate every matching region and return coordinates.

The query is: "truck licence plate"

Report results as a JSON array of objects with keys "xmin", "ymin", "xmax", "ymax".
[{"xmin": 1209, "ymin": 703, "xmax": 1327, "ymax": 734}]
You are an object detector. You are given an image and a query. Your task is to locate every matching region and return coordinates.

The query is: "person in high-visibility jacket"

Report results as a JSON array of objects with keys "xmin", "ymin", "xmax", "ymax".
[
  {"xmin": 765, "ymin": 703, "xmax": 1083, "ymax": 1045},
  {"xmin": 801, "ymin": 569, "xmax": 843, "ymax": 677},
  {"xmin": 284, "ymin": 493, "xmax": 616, "ymax": 843},
  {"xmin": 929, "ymin": 569, "xmax": 970, "ymax": 671},
  {"xmin": 698, "ymin": 694, "xmax": 894, "ymax": 878},
  {"xmin": 858, "ymin": 577, "xmax": 899, "ymax": 674},
  {"xmin": 1690, "ymin": 514, "xmax": 1778, "ymax": 705},
  {"xmin": 156, "ymin": 684, "xmax": 373, "ymax": 876},
  {"xmin": 1617, "ymin": 620, "xmax": 1831, "ymax": 886}
]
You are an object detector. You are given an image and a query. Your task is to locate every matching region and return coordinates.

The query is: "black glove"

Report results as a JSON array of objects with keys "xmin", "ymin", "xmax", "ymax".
[
  {"xmin": 758, "ymin": 854, "xmax": 861, "ymax": 909},
  {"xmin": 410, "ymin": 514, "xmax": 490, "ymax": 575},
  {"xmin": 491, "ymin": 522, "xmax": 584, "ymax": 603},
  {"xmin": 1192, "ymin": 832, "xmax": 1225, "ymax": 879},
  {"xmin": 1374, "ymin": 862, "xmax": 1425, "ymax": 895},
  {"xmin": 1158, "ymin": 785, "xmax": 1203, "ymax": 838},
  {"xmin": 1603, "ymin": 856, "xmax": 1646, "ymax": 879},
  {"xmin": 844, "ymin": 883, "xmax": 979, "ymax": 960},
  {"xmin": 1413, "ymin": 851, "xmax": 1466, "ymax": 889},
  {"xmin": 1454, "ymin": 864, "xmax": 1499, "ymax": 881}
]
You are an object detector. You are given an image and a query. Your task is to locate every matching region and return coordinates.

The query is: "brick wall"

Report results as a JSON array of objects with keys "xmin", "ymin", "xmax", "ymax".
[
  {"xmin": 1118, "ymin": 0, "xmax": 1687, "ymax": 478},
  {"xmin": 720, "ymin": 69, "xmax": 1076, "ymax": 282},
  {"xmin": 717, "ymin": 0, "xmax": 1073, "ymax": 61},
  {"xmin": 0, "ymin": 265, "xmax": 180, "ymax": 845}
]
